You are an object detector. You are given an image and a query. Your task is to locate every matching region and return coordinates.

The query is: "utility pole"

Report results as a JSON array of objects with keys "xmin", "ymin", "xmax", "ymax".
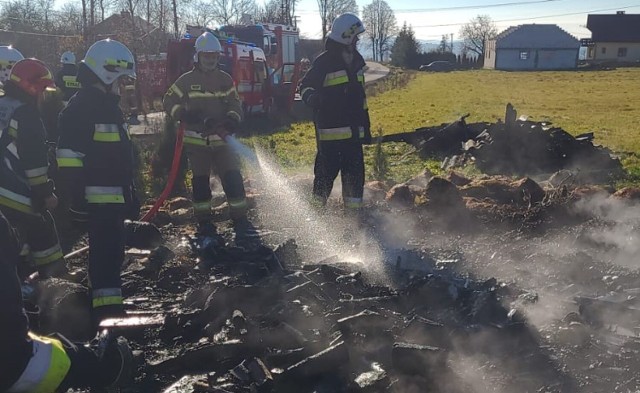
[{"xmin": 450, "ymin": 33, "xmax": 454, "ymax": 53}]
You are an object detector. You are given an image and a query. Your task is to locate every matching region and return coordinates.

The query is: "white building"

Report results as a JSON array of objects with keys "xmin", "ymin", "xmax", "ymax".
[
  {"xmin": 585, "ymin": 11, "xmax": 640, "ymax": 63},
  {"xmin": 484, "ymin": 24, "xmax": 580, "ymax": 70}
]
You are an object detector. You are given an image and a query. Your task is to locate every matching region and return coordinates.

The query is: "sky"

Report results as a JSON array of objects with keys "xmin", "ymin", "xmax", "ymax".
[{"xmin": 294, "ymin": 0, "xmax": 640, "ymax": 41}]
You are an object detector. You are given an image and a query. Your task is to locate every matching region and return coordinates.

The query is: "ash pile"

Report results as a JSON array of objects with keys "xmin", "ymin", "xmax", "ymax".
[
  {"xmin": 125, "ymin": 235, "xmax": 573, "ymax": 392},
  {"xmin": 383, "ymin": 104, "xmax": 623, "ymax": 183}
]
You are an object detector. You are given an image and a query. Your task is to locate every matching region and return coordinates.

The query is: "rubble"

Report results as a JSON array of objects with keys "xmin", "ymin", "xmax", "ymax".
[
  {"xmin": 49, "ymin": 130, "xmax": 640, "ymax": 393},
  {"xmin": 381, "ymin": 104, "xmax": 623, "ymax": 183}
]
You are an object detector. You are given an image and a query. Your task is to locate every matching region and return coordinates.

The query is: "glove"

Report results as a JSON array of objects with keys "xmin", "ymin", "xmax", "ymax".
[
  {"xmin": 306, "ymin": 93, "xmax": 322, "ymax": 109},
  {"xmin": 203, "ymin": 117, "xmax": 238, "ymax": 139},
  {"xmin": 221, "ymin": 117, "xmax": 239, "ymax": 133}
]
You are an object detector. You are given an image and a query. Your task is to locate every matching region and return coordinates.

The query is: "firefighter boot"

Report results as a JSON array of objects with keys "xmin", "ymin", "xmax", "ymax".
[
  {"xmin": 196, "ymin": 220, "xmax": 215, "ymax": 235},
  {"xmin": 101, "ymin": 336, "xmax": 136, "ymax": 390},
  {"xmin": 233, "ymin": 217, "xmax": 259, "ymax": 248}
]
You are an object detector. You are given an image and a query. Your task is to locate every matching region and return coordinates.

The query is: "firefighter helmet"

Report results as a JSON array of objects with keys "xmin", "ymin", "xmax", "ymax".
[
  {"xmin": 195, "ymin": 32, "xmax": 223, "ymax": 55},
  {"xmin": 60, "ymin": 51, "xmax": 76, "ymax": 64},
  {"xmin": 328, "ymin": 13, "xmax": 365, "ymax": 45},
  {"xmin": 9, "ymin": 58, "xmax": 56, "ymax": 97},
  {"xmin": 0, "ymin": 46, "xmax": 24, "ymax": 83},
  {"xmin": 82, "ymin": 39, "xmax": 136, "ymax": 85}
]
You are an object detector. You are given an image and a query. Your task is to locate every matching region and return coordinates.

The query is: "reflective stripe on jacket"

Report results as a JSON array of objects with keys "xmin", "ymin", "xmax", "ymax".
[
  {"xmin": 0, "ymin": 97, "xmax": 54, "ymax": 214},
  {"xmin": 163, "ymin": 67, "xmax": 243, "ymax": 136},
  {"xmin": 299, "ymin": 43, "xmax": 371, "ymax": 143},
  {"xmin": 7, "ymin": 333, "xmax": 71, "ymax": 393},
  {"xmin": 57, "ymin": 86, "xmax": 134, "ymax": 206}
]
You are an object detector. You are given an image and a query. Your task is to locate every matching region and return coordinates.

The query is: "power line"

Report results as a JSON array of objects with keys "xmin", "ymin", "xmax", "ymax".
[
  {"xmin": 297, "ymin": 0, "xmax": 568, "ymax": 14},
  {"xmin": 393, "ymin": 0, "xmax": 567, "ymax": 14},
  {"xmin": 0, "ymin": 28, "xmax": 80, "ymax": 37},
  {"xmin": 411, "ymin": 4, "xmax": 640, "ymax": 28}
]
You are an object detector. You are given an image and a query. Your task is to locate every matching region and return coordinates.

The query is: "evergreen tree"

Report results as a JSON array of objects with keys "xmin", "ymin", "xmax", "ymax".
[{"xmin": 390, "ymin": 22, "xmax": 420, "ymax": 68}]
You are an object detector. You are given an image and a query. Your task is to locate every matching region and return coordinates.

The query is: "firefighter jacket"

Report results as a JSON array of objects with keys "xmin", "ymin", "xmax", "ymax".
[
  {"xmin": 57, "ymin": 86, "xmax": 135, "ymax": 211},
  {"xmin": 300, "ymin": 43, "xmax": 371, "ymax": 143},
  {"xmin": 55, "ymin": 64, "xmax": 81, "ymax": 102},
  {"xmin": 0, "ymin": 96, "xmax": 55, "ymax": 215},
  {"xmin": 163, "ymin": 67, "xmax": 243, "ymax": 147}
]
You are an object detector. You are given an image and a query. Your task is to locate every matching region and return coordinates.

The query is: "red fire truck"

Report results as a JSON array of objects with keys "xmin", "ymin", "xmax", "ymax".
[{"xmin": 137, "ymin": 22, "xmax": 301, "ymax": 116}]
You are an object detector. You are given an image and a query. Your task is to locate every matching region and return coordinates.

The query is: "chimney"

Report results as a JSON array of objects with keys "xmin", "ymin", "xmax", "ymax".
[{"xmin": 616, "ymin": 11, "xmax": 626, "ymax": 15}]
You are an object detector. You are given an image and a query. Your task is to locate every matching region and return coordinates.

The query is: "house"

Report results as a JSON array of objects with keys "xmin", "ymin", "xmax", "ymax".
[
  {"xmin": 89, "ymin": 11, "xmax": 170, "ymax": 55},
  {"xmin": 585, "ymin": 11, "xmax": 640, "ymax": 63},
  {"xmin": 484, "ymin": 24, "xmax": 580, "ymax": 70}
]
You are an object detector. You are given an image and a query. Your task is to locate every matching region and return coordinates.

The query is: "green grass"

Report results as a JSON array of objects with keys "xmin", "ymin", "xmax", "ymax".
[{"xmin": 243, "ymin": 68, "xmax": 640, "ymax": 184}]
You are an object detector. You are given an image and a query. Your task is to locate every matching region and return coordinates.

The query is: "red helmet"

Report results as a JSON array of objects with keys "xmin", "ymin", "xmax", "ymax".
[{"xmin": 8, "ymin": 58, "xmax": 55, "ymax": 97}]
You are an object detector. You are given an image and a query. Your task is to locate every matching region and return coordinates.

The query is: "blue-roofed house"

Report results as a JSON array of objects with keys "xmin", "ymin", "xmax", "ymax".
[{"xmin": 484, "ymin": 24, "xmax": 580, "ymax": 70}]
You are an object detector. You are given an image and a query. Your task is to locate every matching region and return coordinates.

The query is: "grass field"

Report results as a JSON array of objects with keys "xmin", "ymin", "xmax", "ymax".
[{"xmin": 246, "ymin": 68, "xmax": 640, "ymax": 184}]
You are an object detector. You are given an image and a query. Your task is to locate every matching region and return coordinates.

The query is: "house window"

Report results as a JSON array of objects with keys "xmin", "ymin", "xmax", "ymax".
[
  {"xmin": 601, "ymin": 47, "xmax": 607, "ymax": 54},
  {"xmin": 520, "ymin": 51, "xmax": 529, "ymax": 60},
  {"xmin": 618, "ymin": 47, "xmax": 628, "ymax": 57}
]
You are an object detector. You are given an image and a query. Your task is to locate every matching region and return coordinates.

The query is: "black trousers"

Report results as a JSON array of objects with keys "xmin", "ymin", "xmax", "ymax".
[
  {"xmin": 88, "ymin": 204, "xmax": 126, "ymax": 317},
  {"xmin": 313, "ymin": 140, "xmax": 365, "ymax": 208},
  {"xmin": 186, "ymin": 145, "xmax": 248, "ymax": 221}
]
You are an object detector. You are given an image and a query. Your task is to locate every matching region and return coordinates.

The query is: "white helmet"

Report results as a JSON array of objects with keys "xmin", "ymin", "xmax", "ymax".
[
  {"xmin": 328, "ymin": 13, "xmax": 365, "ymax": 45},
  {"xmin": 0, "ymin": 46, "xmax": 24, "ymax": 83},
  {"xmin": 60, "ymin": 51, "xmax": 76, "ymax": 64},
  {"xmin": 82, "ymin": 39, "xmax": 135, "ymax": 85},
  {"xmin": 195, "ymin": 32, "xmax": 222, "ymax": 60}
]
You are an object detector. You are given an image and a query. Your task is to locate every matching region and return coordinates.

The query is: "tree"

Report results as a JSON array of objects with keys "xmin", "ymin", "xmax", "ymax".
[
  {"xmin": 210, "ymin": 0, "xmax": 258, "ymax": 26},
  {"xmin": 390, "ymin": 22, "xmax": 420, "ymax": 68},
  {"xmin": 459, "ymin": 15, "xmax": 497, "ymax": 64},
  {"xmin": 256, "ymin": 0, "xmax": 299, "ymax": 25},
  {"xmin": 182, "ymin": 0, "xmax": 216, "ymax": 28},
  {"xmin": 317, "ymin": 0, "xmax": 357, "ymax": 41},
  {"xmin": 361, "ymin": 0, "xmax": 396, "ymax": 62}
]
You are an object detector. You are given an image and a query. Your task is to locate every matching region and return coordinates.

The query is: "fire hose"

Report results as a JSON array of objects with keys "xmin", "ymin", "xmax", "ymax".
[{"xmin": 63, "ymin": 123, "xmax": 186, "ymax": 260}]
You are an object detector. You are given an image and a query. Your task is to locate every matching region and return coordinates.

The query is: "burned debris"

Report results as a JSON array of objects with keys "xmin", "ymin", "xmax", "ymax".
[
  {"xmin": 30, "ymin": 225, "xmax": 581, "ymax": 393},
  {"xmin": 382, "ymin": 104, "xmax": 623, "ymax": 182}
]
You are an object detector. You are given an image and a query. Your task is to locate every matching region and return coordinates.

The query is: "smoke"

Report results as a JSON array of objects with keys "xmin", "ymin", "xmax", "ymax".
[
  {"xmin": 240, "ymin": 145, "xmax": 387, "ymax": 282},
  {"xmin": 572, "ymin": 194, "xmax": 640, "ymax": 269}
]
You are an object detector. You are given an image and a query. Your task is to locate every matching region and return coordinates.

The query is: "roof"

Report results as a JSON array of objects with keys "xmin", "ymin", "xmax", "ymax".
[
  {"xmin": 587, "ymin": 13, "xmax": 640, "ymax": 42},
  {"xmin": 91, "ymin": 11, "xmax": 157, "ymax": 39},
  {"xmin": 495, "ymin": 24, "xmax": 580, "ymax": 49},
  {"xmin": 89, "ymin": 11, "xmax": 169, "ymax": 54}
]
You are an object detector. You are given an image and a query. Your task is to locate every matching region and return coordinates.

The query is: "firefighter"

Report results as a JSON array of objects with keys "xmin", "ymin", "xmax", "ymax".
[
  {"xmin": 55, "ymin": 51, "xmax": 81, "ymax": 104},
  {"xmin": 56, "ymin": 39, "xmax": 138, "ymax": 325},
  {"xmin": 299, "ymin": 13, "xmax": 372, "ymax": 213},
  {"xmin": 0, "ymin": 45, "xmax": 23, "ymax": 84},
  {"xmin": 0, "ymin": 209, "xmax": 135, "ymax": 392},
  {"xmin": 163, "ymin": 31, "xmax": 249, "ymax": 236},
  {"xmin": 0, "ymin": 58, "xmax": 69, "ymax": 279}
]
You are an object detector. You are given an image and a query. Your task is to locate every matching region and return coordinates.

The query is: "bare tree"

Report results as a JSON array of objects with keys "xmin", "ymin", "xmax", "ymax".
[
  {"xmin": 255, "ymin": 0, "xmax": 298, "ymax": 24},
  {"xmin": 459, "ymin": 14, "xmax": 497, "ymax": 61},
  {"xmin": 210, "ymin": 0, "xmax": 257, "ymax": 26},
  {"xmin": 317, "ymin": 0, "xmax": 357, "ymax": 41},
  {"xmin": 57, "ymin": 3, "xmax": 84, "ymax": 33},
  {"xmin": 255, "ymin": 0, "xmax": 279, "ymax": 23},
  {"xmin": 171, "ymin": 0, "xmax": 178, "ymax": 37},
  {"xmin": 361, "ymin": 0, "xmax": 395, "ymax": 61},
  {"xmin": 181, "ymin": 0, "xmax": 215, "ymax": 28}
]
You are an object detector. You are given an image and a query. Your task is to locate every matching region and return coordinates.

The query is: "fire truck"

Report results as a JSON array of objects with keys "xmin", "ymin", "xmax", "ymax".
[{"xmin": 137, "ymin": 22, "xmax": 301, "ymax": 116}]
